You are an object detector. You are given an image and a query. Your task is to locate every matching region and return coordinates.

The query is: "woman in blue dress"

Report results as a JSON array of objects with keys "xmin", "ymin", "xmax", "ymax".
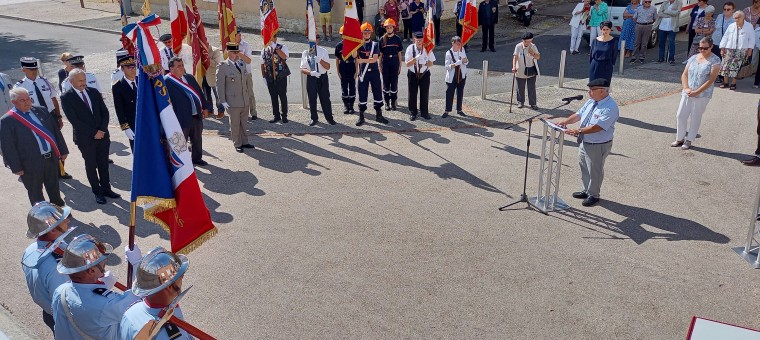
[
  {"xmin": 619, "ymin": 0, "xmax": 640, "ymax": 57},
  {"xmin": 590, "ymin": 21, "xmax": 618, "ymax": 84},
  {"xmin": 409, "ymin": 0, "xmax": 425, "ymax": 33}
]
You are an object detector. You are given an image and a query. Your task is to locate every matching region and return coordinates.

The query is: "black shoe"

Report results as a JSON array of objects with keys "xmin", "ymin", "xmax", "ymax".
[
  {"xmin": 582, "ymin": 196, "xmax": 600, "ymax": 207},
  {"xmin": 241, "ymin": 144, "xmax": 255, "ymax": 149},
  {"xmin": 343, "ymin": 109, "xmax": 350, "ymax": 114},
  {"xmin": 517, "ymin": 103, "xmax": 524, "ymax": 108},
  {"xmin": 410, "ymin": 114, "xmax": 417, "ymax": 121},
  {"xmin": 235, "ymin": 147, "xmax": 244, "ymax": 153},
  {"xmin": 669, "ymin": 60, "xmax": 675, "ymax": 65},
  {"xmin": 530, "ymin": 105, "xmax": 539, "ymax": 110},
  {"xmin": 192, "ymin": 159, "xmax": 208, "ymax": 166},
  {"xmin": 108, "ymin": 159, "xmax": 114, "ymax": 164},
  {"xmin": 269, "ymin": 117, "xmax": 281, "ymax": 123},
  {"xmin": 656, "ymin": 59, "xmax": 664, "ymax": 63},
  {"xmin": 742, "ymin": 157, "xmax": 760, "ymax": 166},
  {"xmin": 250, "ymin": 115, "xmax": 258, "ymax": 121},
  {"xmin": 480, "ymin": 48, "xmax": 486, "ymax": 52},
  {"xmin": 356, "ymin": 113, "xmax": 365, "ymax": 126},
  {"xmin": 348, "ymin": 109, "xmax": 356, "ymax": 114},
  {"xmin": 391, "ymin": 101, "xmax": 397, "ymax": 110},
  {"xmin": 572, "ymin": 191, "xmax": 589, "ymax": 199},
  {"xmin": 442, "ymin": 111, "xmax": 450, "ymax": 118},
  {"xmin": 282, "ymin": 116, "xmax": 289, "ymax": 123},
  {"xmin": 104, "ymin": 191, "xmax": 121, "ymax": 199},
  {"xmin": 457, "ymin": 111, "xmax": 466, "ymax": 116},
  {"xmin": 630, "ymin": 58, "xmax": 637, "ymax": 64},
  {"xmin": 327, "ymin": 119, "xmax": 337, "ymax": 125},
  {"xmin": 309, "ymin": 120, "xmax": 319, "ymax": 126},
  {"xmin": 385, "ymin": 101, "xmax": 390, "ymax": 109},
  {"xmin": 421, "ymin": 113, "xmax": 431, "ymax": 120},
  {"xmin": 639, "ymin": 59, "xmax": 645, "ymax": 63},
  {"xmin": 59, "ymin": 172, "xmax": 73, "ymax": 179},
  {"xmin": 95, "ymin": 195, "xmax": 106, "ymax": 204},
  {"xmin": 489, "ymin": 48, "xmax": 496, "ymax": 52},
  {"xmin": 376, "ymin": 114, "xmax": 389, "ymax": 124}
]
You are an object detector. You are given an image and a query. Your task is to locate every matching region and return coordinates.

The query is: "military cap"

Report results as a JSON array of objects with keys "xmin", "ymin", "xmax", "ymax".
[
  {"xmin": 226, "ymin": 42, "xmax": 240, "ymax": 52},
  {"xmin": 159, "ymin": 33, "xmax": 172, "ymax": 42},
  {"xmin": 20, "ymin": 57, "xmax": 39, "ymax": 69},
  {"xmin": 66, "ymin": 55, "xmax": 85, "ymax": 65}
]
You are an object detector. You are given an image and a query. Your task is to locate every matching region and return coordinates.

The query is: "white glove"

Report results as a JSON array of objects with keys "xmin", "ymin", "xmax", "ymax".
[
  {"xmin": 59, "ymin": 241, "xmax": 68, "ymax": 250},
  {"xmin": 310, "ymin": 70, "xmax": 320, "ymax": 77},
  {"xmin": 222, "ymin": 102, "xmax": 230, "ymax": 110},
  {"xmin": 98, "ymin": 270, "xmax": 118, "ymax": 290},
  {"xmin": 125, "ymin": 244, "xmax": 143, "ymax": 266},
  {"xmin": 270, "ymin": 42, "xmax": 277, "ymax": 49},
  {"xmin": 124, "ymin": 128, "xmax": 135, "ymax": 140},
  {"xmin": 455, "ymin": 60, "xmax": 463, "ymax": 66}
]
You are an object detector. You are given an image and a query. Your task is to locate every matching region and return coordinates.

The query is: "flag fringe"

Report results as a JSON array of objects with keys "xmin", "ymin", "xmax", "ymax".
[
  {"xmin": 266, "ymin": 28, "xmax": 280, "ymax": 47},
  {"xmin": 342, "ymin": 39, "xmax": 362, "ymax": 61},
  {"xmin": 175, "ymin": 227, "xmax": 218, "ymax": 255},
  {"xmin": 136, "ymin": 196, "xmax": 177, "ymax": 232}
]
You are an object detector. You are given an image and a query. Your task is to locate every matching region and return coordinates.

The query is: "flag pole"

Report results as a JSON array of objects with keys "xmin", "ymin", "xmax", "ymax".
[{"xmin": 127, "ymin": 201, "xmax": 137, "ymax": 288}]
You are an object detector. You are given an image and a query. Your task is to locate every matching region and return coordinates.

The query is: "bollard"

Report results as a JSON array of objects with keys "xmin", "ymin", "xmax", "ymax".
[
  {"xmin": 481, "ymin": 60, "xmax": 489, "ymax": 100},
  {"xmin": 301, "ymin": 72, "xmax": 308, "ymax": 110},
  {"xmin": 618, "ymin": 40, "xmax": 626, "ymax": 75},
  {"xmin": 558, "ymin": 50, "xmax": 567, "ymax": 88}
]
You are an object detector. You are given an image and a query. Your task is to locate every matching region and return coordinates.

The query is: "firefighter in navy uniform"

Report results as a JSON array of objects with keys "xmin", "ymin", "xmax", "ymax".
[
  {"xmin": 379, "ymin": 18, "xmax": 404, "ymax": 111},
  {"xmin": 335, "ymin": 25, "xmax": 358, "ymax": 115},
  {"xmin": 355, "ymin": 22, "xmax": 388, "ymax": 126}
]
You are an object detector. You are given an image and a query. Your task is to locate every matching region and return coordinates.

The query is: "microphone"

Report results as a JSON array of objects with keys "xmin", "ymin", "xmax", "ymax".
[{"xmin": 562, "ymin": 95, "xmax": 584, "ymax": 102}]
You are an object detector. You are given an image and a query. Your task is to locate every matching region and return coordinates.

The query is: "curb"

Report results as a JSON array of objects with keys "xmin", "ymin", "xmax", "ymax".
[{"xmin": 0, "ymin": 14, "xmax": 122, "ymax": 36}]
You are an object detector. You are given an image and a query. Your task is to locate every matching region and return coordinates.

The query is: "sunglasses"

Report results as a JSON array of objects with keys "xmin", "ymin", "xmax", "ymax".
[{"xmin": 697, "ymin": 46, "xmax": 710, "ymax": 50}]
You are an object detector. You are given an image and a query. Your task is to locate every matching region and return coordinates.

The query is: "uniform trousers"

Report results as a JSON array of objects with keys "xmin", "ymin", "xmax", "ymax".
[
  {"xmin": 408, "ymin": 70, "xmax": 431, "ymax": 115},
  {"xmin": 579, "ymin": 140, "xmax": 613, "ymax": 198},
  {"xmin": 245, "ymin": 75, "xmax": 258, "ymax": 117},
  {"xmin": 481, "ymin": 25, "xmax": 495, "ymax": 50},
  {"xmin": 516, "ymin": 76, "xmax": 537, "ymax": 106},
  {"xmin": 78, "ymin": 138, "xmax": 111, "ymax": 196},
  {"xmin": 307, "ymin": 74, "xmax": 334, "ymax": 121},
  {"xmin": 382, "ymin": 63, "xmax": 400, "ymax": 103},
  {"xmin": 21, "ymin": 156, "xmax": 64, "ymax": 207},
  {"xmin": 182, "ymin": 115, "xmax": 204, "ymax": 161},
  {"xmin": 266, "ymin": 78, "xmax": 288, "ymax": 118},
  {"xmin": 632, "ymin": 23, "xmax": 652, "ymax": 59},
  {"xmin": 340, "ymin": 71, "xmax": 356, "ymax": 110},
  {"xmin": 202, "ymin": 78, "xmax": 223, "ymax": 114},
  {"xmin": 358, "ymin": 70, "xmax": 383, "ymax": 112},
  {"xmin": 675, "ymin": 94, "xmax": 710, "ymax": 142},
  {"xmin": 570, "ymin": 26, "xmax": 584, "ymax": 52},
  {"xmin": 433, "ymin": 16, "xmax": 441, "ymax": 45},
  {"xmin": 445, "ymin": 77, "xmax": 466, "ymax": 112},
  {"xmin": 227, "ymin": 106, "xmax": 249, "ymax": 147}
]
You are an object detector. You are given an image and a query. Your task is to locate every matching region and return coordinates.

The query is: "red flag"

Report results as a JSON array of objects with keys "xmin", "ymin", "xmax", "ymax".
[
  {"xmin": 341, "ymin": 0, "xmax": 362, "ymax": 60},
  {"xmin": 260, "ymin": 0, "xmax": 280, "ymax": 46},
  {"xmin": 423, "ymin": 2, "xmax": 435, "ymax": 53},
  {"xmin": 186, "ymin": 0, "xmax": 211, "ymax": 85},
  {"xmin": 218, "ymin": 0, "xmax": 237, "ymax": 58},
  {"xmin": 169, "ymin": 0, "xmax": 188, "ymax": 54},
  {"xmin": 459, "ymin": 0, "xmax": 479, "ymax": 45}
]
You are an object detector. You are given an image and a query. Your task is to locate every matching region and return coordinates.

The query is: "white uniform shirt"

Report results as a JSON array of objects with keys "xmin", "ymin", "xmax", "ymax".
[
  {"xmin": 404, "ymin": 44, "xmax": 436, "ymax": 74},
  {"xmin": 14, "ymin": 77, "xmax": 58, "ymax": 112},
  {"xmin": 444, "ymin": 48, "xmax": 468, "ymax": 83},
  {"xmin": 160, "ymin": 44, "xmax": 193, "ymax": 73},
  {"xmin": 21, "ymin": 241, "xmax": 69, "ymax": 315},
  {"xmin": 300, "ymin": 46, "xmax": 331, "ymax": 76},
  {"xmin": 120, "ymin": 301, "xmax": 192, "ymax": 340},
  {"xmin": 52, "ymin": 282, "xmax": 141, "ymax": 340},
  {"xmin": 61, "ymin": 72, "xmax": 102, "ymax": 93},
  {"xmin": 239, "ymin": 39, "xmax": 255, "ymax": 74},
  {"xmin": 0, "ymin": 72, "xmax": 12, "ymax": 114}
]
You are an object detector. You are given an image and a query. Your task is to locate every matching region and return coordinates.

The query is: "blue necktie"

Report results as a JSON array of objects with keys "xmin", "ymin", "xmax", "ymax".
[
  {"xmin": 24, "ymin": 111, "xmax": 51, "ymax": 153},
  {"xmin": 577, "ymin": 102, "xmax": 597, "ymax": 144}
]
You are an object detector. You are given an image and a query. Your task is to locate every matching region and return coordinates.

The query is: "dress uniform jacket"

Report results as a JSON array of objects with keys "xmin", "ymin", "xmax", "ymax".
[
  {"xmin": 61, "ymin": 72, "xmax": 101, "ymax": 94},
  {"xmin": 120, "ymin": 302, "xmax": 191, "ymax": 340},
  {"xmin": 14, "ymin": 77, "xmax": 58, "ymax": 114},
  {"xmin": 216, "ymin": 60, "xmax": 250, "ymax": 108},
  {"xmin": 0, "ymin": 73, "xmax": 12, "ymax": 114},
  {"xmin": 22, "ymin": 241, "xmax": 69, "ymax": 315},
  {"xmin": 112, "ymin": 77, "xmax": 137, "ymax": 132},
  {"xmin": 52, "ymin": 282, "xmax": 141, "ymax": 340}
]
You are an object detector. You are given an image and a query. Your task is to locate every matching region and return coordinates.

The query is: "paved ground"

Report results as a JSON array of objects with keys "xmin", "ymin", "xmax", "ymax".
[{"xmin": 1, "ymin": 1, "xmax": 760, "ymax": 339}]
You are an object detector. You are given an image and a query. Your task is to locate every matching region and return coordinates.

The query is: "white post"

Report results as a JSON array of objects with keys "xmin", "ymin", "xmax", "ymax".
[
  {"xmin": 618, "ymin": 40, "xmax": 626, "ymax": 75},
  {"xmin": 481, "ymin": 60, "xmax": 489, "ymax": 100},
  {"xmin": 558, "ymin": 50, "xmax": 567, "ymax": 88},
  {"xmin": 301, "ymin": 72, "xmax": 308, "ymax": 110}
]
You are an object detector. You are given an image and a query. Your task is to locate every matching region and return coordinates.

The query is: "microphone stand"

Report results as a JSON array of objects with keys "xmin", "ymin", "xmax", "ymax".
[{"xmin": 499, "ymin": 99, "xmax": 577, "ymax": 211}]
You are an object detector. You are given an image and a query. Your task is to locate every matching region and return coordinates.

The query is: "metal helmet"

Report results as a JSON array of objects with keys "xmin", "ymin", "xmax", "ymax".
[
  {"xmin": 26, "ymin": 202, "xmax": 71, "ymax": 239},
  {"xmin": 132, "ymin": 247, "xmax": 189, "ymax": 297},
  {"xmin": 57, "ymin": 234, "xmax": 113, "ymax": 275},
  {"xmin": 383, "ymin": 18, "xmax": 397, "ymax": 27},
  {"xmin": 360, "ymin": 22, "xmax": 374, "ymax": 33}
]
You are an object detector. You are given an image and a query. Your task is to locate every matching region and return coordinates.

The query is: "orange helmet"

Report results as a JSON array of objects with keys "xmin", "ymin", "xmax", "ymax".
[
  {"xmin": 360, "ymin": 22, "xmax": 373, "ymax": 33},
  {"xmin": 339, "ymin": 25, "xmax": 344, "ymax": 35},
  {"xmin": 383, "ymin": 18, "xmax": 397, "ymax": 27}
]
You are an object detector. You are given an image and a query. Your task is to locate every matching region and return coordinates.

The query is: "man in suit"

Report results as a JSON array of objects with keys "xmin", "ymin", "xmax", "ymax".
[
  {"xmin": 217, "ymin": 42, "xmax": 254, "ymax": 153},
  {"xmin": 111, "ymin": 55, "xmax": 137, "ymax": 151},
  {"xmin": 60, "ymin": 69, "xmax": 119, "ymax": 205},
  {"xmin": 165, "ymin": 57, "xmax": 210, "ymax": 165},
  {"xmin": 0, "ymin": 87, "xmax": 69, "ymax": 207},
  {"xmin": 478, "ymin": 0, "xmax": 498, "ymax": 52}
]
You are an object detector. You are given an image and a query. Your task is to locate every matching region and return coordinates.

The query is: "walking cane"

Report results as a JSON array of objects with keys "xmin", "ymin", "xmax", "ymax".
[{"xmin": 509, "ymin": 71, "xmax": 516, "ymax": 113}]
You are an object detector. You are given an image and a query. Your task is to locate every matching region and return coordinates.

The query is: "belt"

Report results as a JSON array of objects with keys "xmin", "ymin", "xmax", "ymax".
[
  {"xmin": 637, "ymin": 22, "xmax": 654, "ymax": 25},
  {"xmin": 42, "ymin": 152, "xmax": 52, "ymax": 159},
  {"xmin": 584, "ymin": 140, "xmax": 612, "ymax": 145}
]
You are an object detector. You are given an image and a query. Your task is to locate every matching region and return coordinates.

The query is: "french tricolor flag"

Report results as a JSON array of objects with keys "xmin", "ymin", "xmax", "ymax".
[
  {"xmin": 124, "ymin": 16, "xmax": 217, "ymax": 254},
  {"xmin": 458, "ymin": 0, "xmax": 478, "ymax": 45}
]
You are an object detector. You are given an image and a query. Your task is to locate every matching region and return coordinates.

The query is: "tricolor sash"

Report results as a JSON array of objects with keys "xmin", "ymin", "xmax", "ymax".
[
  {"xmin": 6, "ymin": 109, "xmax": 61, "ymax": 158},
  {"xmin": 165, "ymin": 74, "xmax": 202, "ymax": 108}
]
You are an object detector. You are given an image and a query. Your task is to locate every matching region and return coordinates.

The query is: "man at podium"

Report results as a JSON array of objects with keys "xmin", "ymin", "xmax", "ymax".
[{"xmin": 555, "ymin": 78, "xmax": 619, "ymax": 207}]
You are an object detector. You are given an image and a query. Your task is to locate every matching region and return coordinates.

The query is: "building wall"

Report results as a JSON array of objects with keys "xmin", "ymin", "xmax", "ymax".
[{"xmin": 131, "ymin": 0, "xmax": 458, "ymax": 34}]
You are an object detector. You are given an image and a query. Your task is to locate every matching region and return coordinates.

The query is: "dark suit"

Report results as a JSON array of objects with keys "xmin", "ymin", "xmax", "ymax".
[
  {"xmin": 478, "ymin": 0, "xmax": 498, "ymax": 51},
  {"xmin": 165, "ymin": 74, "xmax": 209, "ymax": 163},
  {"xmin": 0, "ymin": 105, "xmax": 68, "ymax": 206},
  {"xmin": 61, "ymin": 87, "xmax": 113, "ymax": 196},
  {"xmin": 112, "ymin": 77, "xmax": 137, "ymax": 150}
]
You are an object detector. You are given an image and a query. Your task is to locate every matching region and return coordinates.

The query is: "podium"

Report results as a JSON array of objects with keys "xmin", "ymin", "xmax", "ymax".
[
  {"xmin": 528, "ymin": 119, "xmax": 570, "ymax": 213},
  {"xmin": 733, "ymin": 181, "xmax": 760, "ymax": 268}
]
